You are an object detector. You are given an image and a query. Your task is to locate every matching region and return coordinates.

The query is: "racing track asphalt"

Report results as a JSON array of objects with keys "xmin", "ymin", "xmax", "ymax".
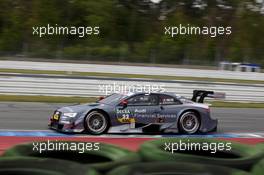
[{"xmin": 0, "ymin": 102, "xmax": 263, "ymax": 133}]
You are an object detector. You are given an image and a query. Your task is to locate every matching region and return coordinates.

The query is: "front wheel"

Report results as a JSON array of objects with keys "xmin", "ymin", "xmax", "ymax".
[
  {"xmin": 84, "ymin": 111, "xmax": 109, "ymax": 135},
  {"xmin": 179, "ymin": 111, "xmax": 200, "ymax": 134}
]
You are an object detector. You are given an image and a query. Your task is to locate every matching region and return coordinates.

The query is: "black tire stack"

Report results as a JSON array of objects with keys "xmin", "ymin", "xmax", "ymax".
[
  {"xmin": 107, "ymin": 162, "xmax": 250, "ymax": 175},
  {"xmin": 0, "ymin": 157, "xmax": 98, "ymax": 175},
  {"xmin": 251, "ymin": 143, "xmax": 264, "ymax": 175},
  {"xmin": 1, "ymin": 139, "xmax": 264, "ymax": 175},
  {"xmin": 1, "ymin": 141, "xmax": 140, "ymax": 175},
  {"xmin": 139, "ymin": 138, "xmax": 264, "ymax": 170}
]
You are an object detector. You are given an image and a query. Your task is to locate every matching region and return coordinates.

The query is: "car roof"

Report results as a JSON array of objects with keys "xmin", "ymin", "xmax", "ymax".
[{"xmin": 121, "ymin": 91, "xmax": 178, "ymax": 97}]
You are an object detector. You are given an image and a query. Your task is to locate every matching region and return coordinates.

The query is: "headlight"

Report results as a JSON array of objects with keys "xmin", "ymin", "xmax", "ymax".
[{"xmin": 63, "ymin": 113, "xmax": 77, "ymax": 118}]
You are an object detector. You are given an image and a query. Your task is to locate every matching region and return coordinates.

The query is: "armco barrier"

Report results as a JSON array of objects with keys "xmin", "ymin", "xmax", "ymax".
[{"xmin": 0, "ymin": 74, "xmax": 264, "ymax": 102}]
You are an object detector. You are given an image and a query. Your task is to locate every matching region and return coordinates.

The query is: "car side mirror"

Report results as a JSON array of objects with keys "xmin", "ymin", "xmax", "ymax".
[
  {"xmin": 98, "ymin": 96, "xmax": 105, "ymax": 101},
  {"xmin": 120, "ymin": 100, "xmax": 128, "ymax": 109},
  {"xmin": 96, "ymin": 96, "xmax": 105, "ymax": 103}
]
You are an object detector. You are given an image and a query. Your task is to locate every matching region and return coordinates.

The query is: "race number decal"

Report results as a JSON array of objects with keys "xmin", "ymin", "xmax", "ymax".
[
  {"xmin": 117, "ymin": 114, "xmax": 135, "ymax": 123},
  {"xmin": 116, "ymin": 109, "xmax": 135, "ymax": 123}
]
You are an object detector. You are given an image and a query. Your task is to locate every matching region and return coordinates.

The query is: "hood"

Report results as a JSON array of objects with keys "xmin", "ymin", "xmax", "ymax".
[{"xmin": 57, "ymin": 103, "xmax": 104, "ymax": 113}]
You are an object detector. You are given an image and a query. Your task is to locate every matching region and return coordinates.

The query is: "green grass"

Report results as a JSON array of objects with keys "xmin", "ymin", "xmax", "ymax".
[
  {"xmin": 0, "ymin": 95, "xmax": 264, "ymax": 108},
  {"xmin": 0, "ymin": 95, "xmax": 97, "ymax": 103},
  {"xmin": 0, "ymin": 68, "xmax": 264, "ymax": 84}
]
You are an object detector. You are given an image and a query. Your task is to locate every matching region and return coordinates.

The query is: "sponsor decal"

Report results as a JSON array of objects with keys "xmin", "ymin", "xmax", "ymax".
[
  {"xmin": 52, "ymin": 114, "xmax": 59, "ymax": 120},
  {"xmin": 157, "ymin": 114, "xmax": 177, "ymax": 118},
  {"xmin": 116, "ymin": 109, "xmax": 130, "ymax": 114},
  {"xmin": 117, "ymin": 114, "xmax": 135, "ymax": 123},
  {"xmin": 135, "ymin": 109, "xmax": 146, "ymax": 113}
]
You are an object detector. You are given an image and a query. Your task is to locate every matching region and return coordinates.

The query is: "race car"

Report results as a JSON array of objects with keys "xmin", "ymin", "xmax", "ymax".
[{"xmin": 49, "ymin": 90, "xmax": 224, "ymax": 135}]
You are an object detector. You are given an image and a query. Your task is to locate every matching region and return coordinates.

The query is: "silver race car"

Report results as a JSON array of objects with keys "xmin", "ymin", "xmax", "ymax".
[{"xmin": 49, "ymin": 90, "xmax": 224, "ymax": 135}]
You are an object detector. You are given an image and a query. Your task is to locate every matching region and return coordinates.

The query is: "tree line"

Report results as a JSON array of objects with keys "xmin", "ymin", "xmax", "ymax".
[{"xmin": 0, "ymin": 0, "xmax": 263, "ymax": 66}]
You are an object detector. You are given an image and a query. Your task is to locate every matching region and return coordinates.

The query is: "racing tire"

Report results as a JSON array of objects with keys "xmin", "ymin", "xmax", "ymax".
[
  {"xmin": 107, "ymin": 162, "xmax": 250, "ymax": 175},
  {"xmin": 139, "ymin": 138, "xmax": 264, "ymax": 170},
  {"xmin": 178, "ymin": 111, "xmax": 200, "ymax": 134},
  {"xmin": 3, "ymin": 141, "xmax": 140, "ymax": 173},
  {"xmin": 0, "ymin": 157, "xmax": 99, "ymax": 175},
  {"xmin": 251, "ymin": 143, "xmax": 264, "ymax": 175},
  {"xmin": 254, "ymin": 143, "xmax": 264, "ymax": 152},
  {"xmin": 84, "ymin": 111, "xmax": 110, "ymax": 135},
  {"xmin": 252, "ymin": 159, "xmax": 264, "ymax": 175}
]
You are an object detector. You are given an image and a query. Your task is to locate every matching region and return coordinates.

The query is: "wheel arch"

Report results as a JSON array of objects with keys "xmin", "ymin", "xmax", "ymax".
[
  {"xmin": 85, "ymin": 109, "xmax": 111, "ymax": 123},
  {"xmin": 178, "ymin": 109, "xmax": 201, "ymax": 122},
  {"xmin": 177, "ymin": 109, "xmax": 201, "ymax": 133},
  {"xmin": 83, "ymin": 109, "xmax": 112, "ymax": 133}
]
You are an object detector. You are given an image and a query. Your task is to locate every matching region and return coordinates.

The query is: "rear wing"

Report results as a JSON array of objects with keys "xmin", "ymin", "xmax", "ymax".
[{"xmin": 191, "ymin": 90, "xmax": 225, "ymax": 103}]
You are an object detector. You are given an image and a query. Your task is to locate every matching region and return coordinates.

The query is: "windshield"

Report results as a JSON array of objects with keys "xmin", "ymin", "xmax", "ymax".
[{"xmin": 99, "ymin": 93, "xmax": 126, "ymax": 104}]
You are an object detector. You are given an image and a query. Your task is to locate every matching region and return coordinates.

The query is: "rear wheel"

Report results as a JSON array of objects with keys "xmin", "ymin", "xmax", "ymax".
[
  {"xmin": 85, "ymin": 111, "xmax": 109, "ymax": 135},
  {"xmin": 179, "ymin": 111, "xmax": 200, "ymax": 134}
]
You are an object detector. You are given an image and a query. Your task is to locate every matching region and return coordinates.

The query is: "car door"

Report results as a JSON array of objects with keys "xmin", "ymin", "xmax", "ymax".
[
  {"xmin": 115, "ymin": 93, "xmax": 159, "ymax": 124},
  {"xmin": 157, "ymin": 94, "xmax": 182, "ymax": 123}
]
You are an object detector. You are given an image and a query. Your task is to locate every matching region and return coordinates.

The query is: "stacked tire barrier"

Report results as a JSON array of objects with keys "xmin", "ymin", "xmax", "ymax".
[
  {"xmin": 139, "ymin": 138, "xmax": 264, "ymax": 171},
  {"xmin": 1, "ymin": 138, "xmax": 264, "ymax": 175},
  {"xmin": 107, "ymin": 162, "xmax": 250, "ymax": 175},
  {"xmin": 0, "ymin": 157, "xmax": 99, "ymax": 175},
  {"xmin": 252, "ymin": 143, "xmax": 264, "ymax": 175},
  {"xmin": 2, "ymin": 141, "xmax": 140, "ymax": 174}
]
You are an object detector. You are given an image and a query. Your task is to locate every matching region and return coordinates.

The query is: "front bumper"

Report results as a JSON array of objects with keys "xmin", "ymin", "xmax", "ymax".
[
  {"xmin": 49, "ymin": 121, "xmax": 84, "ymax": 133},
  {"xmin": 49, "ymin": 112, "xmax": 84, "ymax": 133}
]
